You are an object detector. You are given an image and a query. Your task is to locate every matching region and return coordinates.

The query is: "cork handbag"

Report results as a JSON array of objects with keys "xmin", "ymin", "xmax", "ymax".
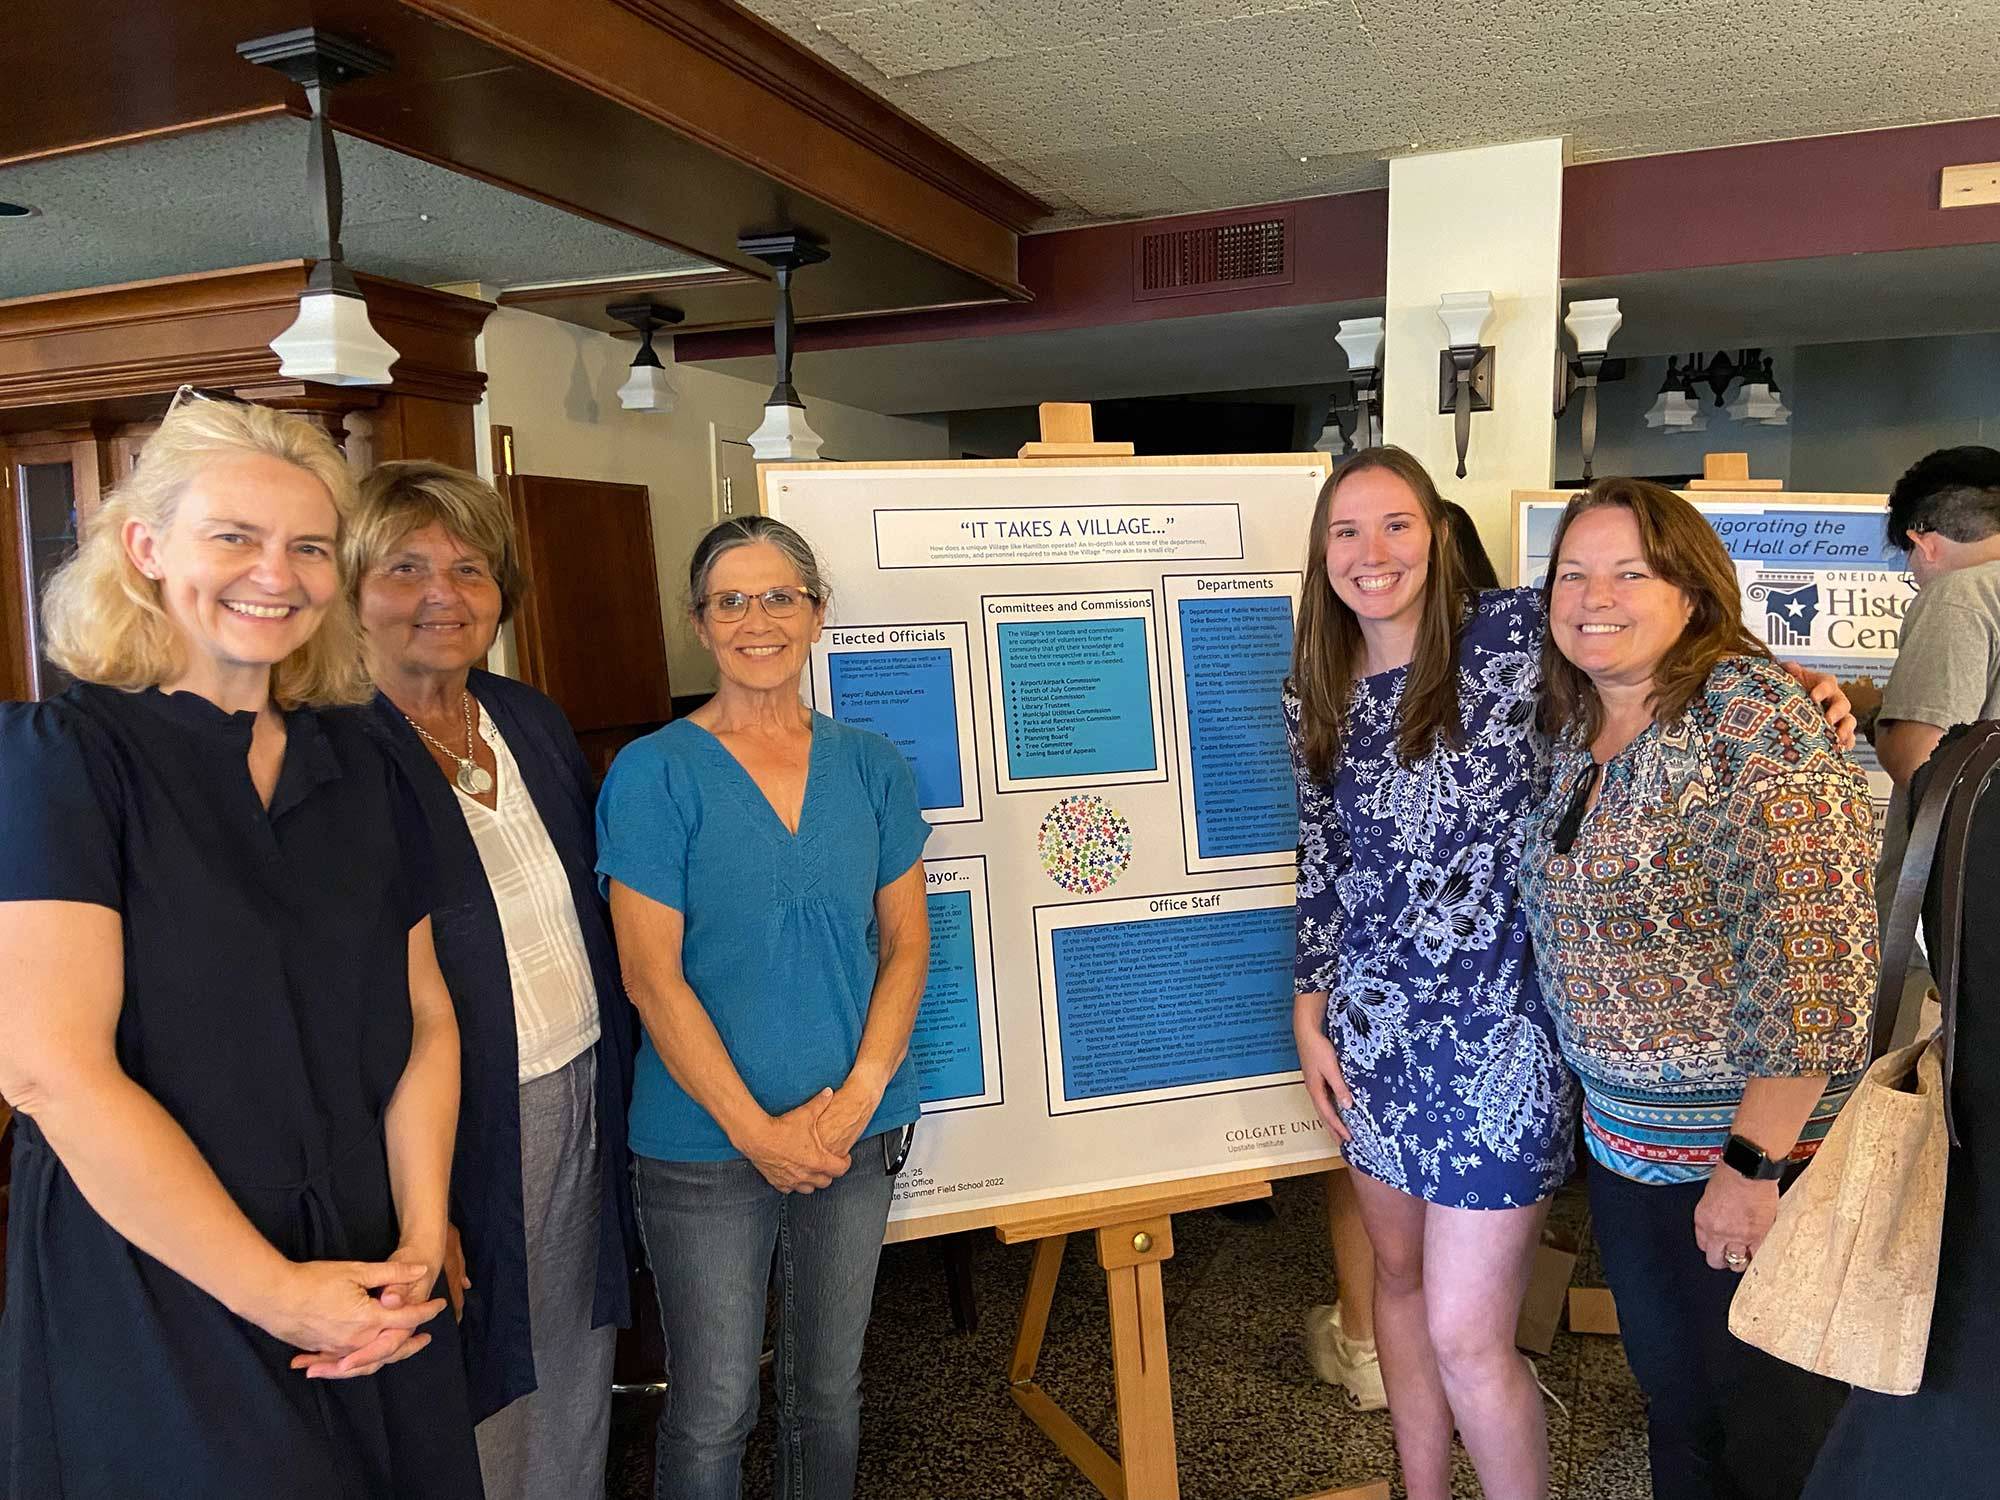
[{"xmin": 1729, "ymin": 721, "xmax": 2000, "ymax": 1395}]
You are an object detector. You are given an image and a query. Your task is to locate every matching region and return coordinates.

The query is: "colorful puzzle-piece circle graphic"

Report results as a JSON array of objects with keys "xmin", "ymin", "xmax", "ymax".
[{"xmin": 1037, "ymin": 793, "xmax": 1134, "ymax": 895}]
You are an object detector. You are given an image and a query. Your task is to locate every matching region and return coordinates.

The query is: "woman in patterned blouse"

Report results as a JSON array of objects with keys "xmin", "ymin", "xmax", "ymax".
[{"xmin": 1518, "ymin": 479, "xmax": 1878, "ymax": 1500}]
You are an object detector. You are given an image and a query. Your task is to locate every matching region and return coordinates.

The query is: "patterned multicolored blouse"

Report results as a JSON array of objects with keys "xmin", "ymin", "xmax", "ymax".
[
  {"xmin": 1287, "ymin": 586, "xmax": 1577, "ymax": 1210},
  {"xmin": 1517, "ymin": 655, "xmax": 1879, "ymax": 1184}
]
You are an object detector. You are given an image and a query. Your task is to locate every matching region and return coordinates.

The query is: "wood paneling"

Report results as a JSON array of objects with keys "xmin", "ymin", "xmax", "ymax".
[
  {"xmin": 508, "ymin": 474, "xmax": 672, "ymax": 773},
  {"xmin": 0, "ymin": 451, "xmax": 30, "ymax": 702},
  {"xmin": 0, "ymin": 262, "xmax": 491, "ymax": 418}
]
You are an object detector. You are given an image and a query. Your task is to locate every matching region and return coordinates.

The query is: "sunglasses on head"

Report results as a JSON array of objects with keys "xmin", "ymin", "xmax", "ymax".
[{"xmin": 163, "ymin": 384, "xmax": 242, "ymax": 420}]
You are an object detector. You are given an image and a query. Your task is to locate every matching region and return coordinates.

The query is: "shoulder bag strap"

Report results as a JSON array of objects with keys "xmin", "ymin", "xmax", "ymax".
[
  {"xmin": 1872, "ymin": 721, "xmax": 2000, "ymax": 1060},
  {"xmin": 1928, "ymin": 725, "xmax": 2000, "ymax": 1147}
]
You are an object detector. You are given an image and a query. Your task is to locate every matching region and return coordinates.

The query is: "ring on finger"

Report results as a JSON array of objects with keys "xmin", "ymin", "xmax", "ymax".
[{"xmin": 1724, "ymin": 1247, "xmax": 1750, "ymax": 1270}]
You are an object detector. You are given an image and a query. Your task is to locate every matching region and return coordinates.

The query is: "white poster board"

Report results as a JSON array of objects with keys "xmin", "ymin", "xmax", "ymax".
[
  {"xmin": 1514, "ymin": 488, "xmax": 1905, "ymax": 809},
  {"xmin": 765, "ymin": 457, "xmax": 1334, "ymax": 1230}
]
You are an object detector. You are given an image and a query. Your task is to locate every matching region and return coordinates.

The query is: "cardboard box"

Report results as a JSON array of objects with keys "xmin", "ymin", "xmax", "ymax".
[{"xmin": 1515, "ymin": 1239, "xmax": 1579, "ymax": 1356}]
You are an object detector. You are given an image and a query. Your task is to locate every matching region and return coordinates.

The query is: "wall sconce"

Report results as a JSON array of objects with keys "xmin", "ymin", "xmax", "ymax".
[
  {"xmin": 1435, "ymin": 291, "xmax": 1494, "ymax": 478},
  {"xmin": 1643, "ymin": 356, "xmax": 1707, "ymax": 432},
  {"xmin": 739, "ymin": 231, "xmax": 830, "ymax": 462},
  {"xmin": 237, "ymin": 28, "xmax": 400, "ymax": 386},
  {"xmin": 1560, "ymin": 298, "xmax": 1622, "ymax": 481},
  {"xmin": 608, "ymin": 300, "xmax": 684, "ymax": 413},
  {"xmin": 1335, "ymin": 316, "xmax": 1384, "ymax": 451}
]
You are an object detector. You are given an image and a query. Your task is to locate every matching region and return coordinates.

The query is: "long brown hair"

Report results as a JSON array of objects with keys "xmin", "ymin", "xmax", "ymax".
[
  {"xmin": 1537, "ymin": 477, "xmax": 1768, "ymax": 744},
  {"xmin": 1290, "ymin": 446, "xmax": 1475, "ymax": 781}
]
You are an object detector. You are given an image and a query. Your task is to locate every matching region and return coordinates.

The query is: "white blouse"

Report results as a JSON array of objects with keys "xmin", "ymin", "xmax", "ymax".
[{"xmin": 455, "ymin": 708, "xmax": 602, "ymax": 1083}]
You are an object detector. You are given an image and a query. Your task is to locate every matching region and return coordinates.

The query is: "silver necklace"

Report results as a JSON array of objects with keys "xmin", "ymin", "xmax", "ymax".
[{"xmin": 404, "ymin": 691, "xmax": 495, "ymax": 797}]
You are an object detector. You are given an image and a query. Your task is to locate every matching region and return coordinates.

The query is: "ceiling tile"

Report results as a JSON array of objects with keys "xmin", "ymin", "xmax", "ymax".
[{"xmin": 813, "ymin": 1, "xmax": 1020, "ymax": 79}]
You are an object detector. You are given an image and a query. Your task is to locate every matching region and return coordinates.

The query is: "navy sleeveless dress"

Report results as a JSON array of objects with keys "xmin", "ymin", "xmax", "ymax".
[
  {"xmin": 0, "ymin": 684, "xmax": 483, "ymax": 1499},
  {"xmin": 1285, "ymin": 587, "xmax": 1576, "ymax": 1209}
]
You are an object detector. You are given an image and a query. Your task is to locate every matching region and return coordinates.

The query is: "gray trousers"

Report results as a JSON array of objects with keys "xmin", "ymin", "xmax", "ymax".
[{"xmin": 475, "ymin": 1048, "xmax": 617, "ymax": 1500}]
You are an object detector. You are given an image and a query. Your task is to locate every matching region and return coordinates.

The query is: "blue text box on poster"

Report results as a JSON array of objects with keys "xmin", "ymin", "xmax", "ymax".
[
  {"xmin": 826, "ymin": 648, "xmax": 963, "ymax": 809},
  {"xmin": 912, "ymin": 890, "xmax": 984, "ymax": 1104},
  {"xmin": 1178, "ymin": 595, "xmax": 1296, "ymax": 858},
  {"xmin": 1051, "ymin": 905, "xmax": 1296, "ymax": 1101},
  {"xmin": 997, "ymin": 618, "xmax": 1156, "ymax": 778}
]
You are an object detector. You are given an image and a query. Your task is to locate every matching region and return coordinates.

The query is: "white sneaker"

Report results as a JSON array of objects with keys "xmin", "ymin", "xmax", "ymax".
[{"xmin": 1304, "ymin": 1303, "xmax": 1388, "ymax": 1411}]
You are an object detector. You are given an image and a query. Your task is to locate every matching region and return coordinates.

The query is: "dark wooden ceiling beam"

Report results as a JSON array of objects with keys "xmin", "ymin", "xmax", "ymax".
[{"xmin": 2, "ymin": 0, "xmax": 1040, "ymax": 329}]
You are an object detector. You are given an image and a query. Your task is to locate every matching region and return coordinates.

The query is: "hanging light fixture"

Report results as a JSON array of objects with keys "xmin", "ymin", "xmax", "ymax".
[
  {"xmin": 237, "ymin": 28, "xmax": 399, "ymax": 386},
  {"xmin": 1335, "ymin": 316, "xmax": 1385, "ymax": 451},
  {"xmin": 607, "ymin": 301, "xmax": 684, "ymax": 413},
  {"xmin": 1726, "ymin": 353, "xmax": 1791, "ymax": 426},
  {"xmin": 738, "ymin": 231, "xmax": 830, "ymax": 462},
  {"xmin": 1561, "ymin": 298, "xmax": 1622, "ymax": 481},
  {"xmin": 1643, "ymin": 356, "xmax": 1706, "ymax": 431},
  {"xmin": 1436, "ymin": 291, "xmax": 1495, "ymax": 478}
]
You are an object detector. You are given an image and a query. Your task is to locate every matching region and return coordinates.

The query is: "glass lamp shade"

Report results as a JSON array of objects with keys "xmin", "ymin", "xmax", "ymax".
[
  {"xmin": 1334, "ymin": 316, "xmax": 1385, "ymax": 373},
  {"xmin": 617, "ymin": 359, "xmax": 676, "ymax": 413},
  {"xmin": 1311, "ymin": 419, "xmax": 1344, "ymax": 455},
  {"xmin": 1436, "ymin": 290, "xmax": 1494, "ymax": 350},
  {"xmin": 747, "ymin": 400, "xmax": 825, "ymax": 462},
  {"xmin": 1726, "ymin": 381, "xmax": 1782, "ymax": 422},
  {"xmin": 1644, "ymin": 390, "xmax": 1705, "ymax": 429},
  {"xmin": 269, "ymin": 287, "xmax": 398, "ymax": 386},
  {"xmin": 1563, "ymin": 297, "xmax": 1623, "ymax": 356},
  {"xmin": 1759, "ymin": 396, "xmax": 1792, "ymax": 427}
]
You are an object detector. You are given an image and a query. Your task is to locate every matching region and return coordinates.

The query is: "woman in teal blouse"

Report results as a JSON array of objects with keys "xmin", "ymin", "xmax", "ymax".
[{"xmin": 596, "ymin": 515, "xmax": 930, "ymax": 1500}]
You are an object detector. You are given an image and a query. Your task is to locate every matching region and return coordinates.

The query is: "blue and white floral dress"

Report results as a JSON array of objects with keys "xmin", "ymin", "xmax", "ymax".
[{"xmin": 1284, "ymin": 587, "xmax": 1576, "ymax": 1209}]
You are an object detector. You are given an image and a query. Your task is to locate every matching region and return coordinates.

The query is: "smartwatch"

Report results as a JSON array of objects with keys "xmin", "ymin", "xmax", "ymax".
[{"xmin": 1722, "ymin": 1133, "xmax": 1788, "ymax": 1182}]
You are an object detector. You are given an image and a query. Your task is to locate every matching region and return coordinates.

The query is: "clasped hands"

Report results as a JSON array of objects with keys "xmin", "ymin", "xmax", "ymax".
[
  {"xmin": 252, "ymin": 1236, "xmax": 452, "ymax": 1383},
  {"xmin": 741, "ymin": 1073, "xmax": 883, "ymax": 1194}
]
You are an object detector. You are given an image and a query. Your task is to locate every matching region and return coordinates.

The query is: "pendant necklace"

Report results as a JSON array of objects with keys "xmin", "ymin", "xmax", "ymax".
[{"xmin": 404, "ymin": 691, "xmax": 495, "ymax": 797}]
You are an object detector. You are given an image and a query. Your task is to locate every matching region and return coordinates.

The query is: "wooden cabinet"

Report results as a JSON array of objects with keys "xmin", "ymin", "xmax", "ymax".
[{"xmin": 0, "ymin": 429, "xmax": 111, "ymax": 701}]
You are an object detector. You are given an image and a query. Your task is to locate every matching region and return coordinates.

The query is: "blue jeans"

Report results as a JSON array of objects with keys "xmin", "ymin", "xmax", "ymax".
[
  {"xmin": 632, "ymin": 1135, "xmax": 898, "ymax": 1500},
  {"xmin": 1588, "ymin": 1160, "xmax": 1845, "ymax": 1500}
]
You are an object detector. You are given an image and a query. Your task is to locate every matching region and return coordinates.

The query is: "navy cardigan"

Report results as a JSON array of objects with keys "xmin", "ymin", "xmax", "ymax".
[{"xmin": 363, "ymin": 671, "xmax": 637, "ymax": 1423}]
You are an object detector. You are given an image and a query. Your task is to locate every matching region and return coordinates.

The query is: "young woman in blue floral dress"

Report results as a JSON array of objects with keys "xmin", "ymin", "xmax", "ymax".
[
  {"xmin": 1286, "ymin": 448, "xmax": 1856, "ymax": 1500},
  {"xmin": 1286, "ymin": 447, "xmax": 1572, "ymax": 1500}
]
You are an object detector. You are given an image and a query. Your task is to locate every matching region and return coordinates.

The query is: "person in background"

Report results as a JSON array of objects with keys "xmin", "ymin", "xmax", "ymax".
[
  {"xmin": 1518, "ymin": 478, "xmax": 1876, "ymax": 1500},
  {"xmin": 598, "ymin": 515, "xmax": 930, "ymax": 1500},
  {"xmin": 349, "ymin": 461, "xmax": 636, "ymax": 1500},
  {"xmin": 1302, "ymin": 494, "xmax": 1499, "ymax": 1413},
  {"xmin": 0, "ymin": 398, "xmax": 480, "ymax": 1497},
  {"xmin": 1873, "ymin": 446, "xmax": 2000, "ymax": 790}
]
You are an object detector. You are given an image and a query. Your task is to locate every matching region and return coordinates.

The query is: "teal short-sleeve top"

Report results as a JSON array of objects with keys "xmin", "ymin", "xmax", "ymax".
[{"xmin": 596, "ymin": 713, "xmax": 931, "ymax": 1161}]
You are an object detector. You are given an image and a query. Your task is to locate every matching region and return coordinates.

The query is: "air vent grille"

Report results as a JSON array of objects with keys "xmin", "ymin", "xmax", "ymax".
[{"xmin": 1134, "ymin": 211, "xmax": 1293, "ymax": 300}]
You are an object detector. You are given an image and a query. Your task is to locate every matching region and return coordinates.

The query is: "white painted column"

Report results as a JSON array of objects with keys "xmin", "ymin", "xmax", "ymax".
[{"xmin": 1381, "ymin": 139, "xmax": 1564, "ymax": 578}]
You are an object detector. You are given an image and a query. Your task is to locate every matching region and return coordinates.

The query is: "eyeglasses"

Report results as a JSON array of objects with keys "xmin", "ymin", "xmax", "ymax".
[
  {"xmin": 700, "ymin": 587, "xmax": 817, "ymax": 622},
  {"xmin": 163, "ymin": 384, "xmax": 241, "ymax": 419},
  {"xmin": 1552, "ymin": 761, "xmax": 1602, "ymax": 856}
]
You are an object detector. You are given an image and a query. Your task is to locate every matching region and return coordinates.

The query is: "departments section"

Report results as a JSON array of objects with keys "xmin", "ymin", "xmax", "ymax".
[
  {"xmin": 1036, "ymin": 885, "xmax": 1300, "ymax": 1115},
  {"xmin": 982, "ymin": 590, "xmax": 1168, "ymax": 793},
  {"xmin": 874, "ymin": 502, "xmax": 1244, "ymax": 568},
  {"xmin": 1163, "ymin": 573, "xmax": 1302, "ymax": 873},
  {"xmin": 910, "ymin": 857, "xmax": 1003, "ymax": 1113},
  {"xmin": 809, "ymin": 622, "xmax": 982, "ymax": 824}
]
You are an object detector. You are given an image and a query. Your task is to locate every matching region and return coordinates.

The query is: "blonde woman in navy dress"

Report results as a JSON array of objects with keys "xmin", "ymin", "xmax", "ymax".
[{"xmin": 0, "ymin": 399, "xmax": 481, "ymax": 1498}]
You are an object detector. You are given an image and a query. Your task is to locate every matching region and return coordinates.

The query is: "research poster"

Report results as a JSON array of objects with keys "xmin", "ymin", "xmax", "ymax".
[
  {"xmin": 1516, "ymin": 493, "xmax": 1908, "ymax": 805},
  {"xmin": 771, "ymin": 459, "xmax": 1335, "ymax": 1228}
]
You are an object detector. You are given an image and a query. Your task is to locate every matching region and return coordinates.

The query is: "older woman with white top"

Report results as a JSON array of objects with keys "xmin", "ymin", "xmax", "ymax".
[{"xmin": 348, "ymin": 461, "xmax": 637, "ymax": 1500}]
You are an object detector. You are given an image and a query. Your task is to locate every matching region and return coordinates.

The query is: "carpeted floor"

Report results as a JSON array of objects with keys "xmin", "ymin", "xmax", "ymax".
[{"xmin": 606, "ymin": 1174, "xmax": 1653, "ymax": 1499}]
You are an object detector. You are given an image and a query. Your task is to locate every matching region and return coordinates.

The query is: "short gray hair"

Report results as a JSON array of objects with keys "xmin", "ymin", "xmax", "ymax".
[{"xmin": 686, "ymin": 515, "xmax": 830, "ymax": 616}]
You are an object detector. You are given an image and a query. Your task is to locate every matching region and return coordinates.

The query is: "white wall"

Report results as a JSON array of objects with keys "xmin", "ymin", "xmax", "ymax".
[{"xmin": 477, "ymin": 306, "xmax": 948, "ymax": 695}]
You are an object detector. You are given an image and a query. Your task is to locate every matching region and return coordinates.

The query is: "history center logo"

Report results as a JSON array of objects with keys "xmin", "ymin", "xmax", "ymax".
[{"xmin": 1748, "ymin": 572, "xmax": 1820, "ymax": 648}]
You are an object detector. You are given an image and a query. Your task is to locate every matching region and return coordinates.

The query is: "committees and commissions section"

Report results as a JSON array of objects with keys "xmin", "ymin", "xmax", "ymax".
[
  {"xmin": 982, "ymin": 591, "xmax": 1167, "ymax": 793},
  {"xmin": 1036, "ymin": 885, "xmax": 1299, "ymax": 1115}
]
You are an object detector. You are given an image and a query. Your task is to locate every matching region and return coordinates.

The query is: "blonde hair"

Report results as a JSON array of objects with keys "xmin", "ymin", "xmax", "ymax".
[
  {"xmin": 346, "ymin": 460, "xmax": 524, "ymax": 621},
  {"xmin": 41, "ymin": 399, "xmax": 372, "ymax": 707}
]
